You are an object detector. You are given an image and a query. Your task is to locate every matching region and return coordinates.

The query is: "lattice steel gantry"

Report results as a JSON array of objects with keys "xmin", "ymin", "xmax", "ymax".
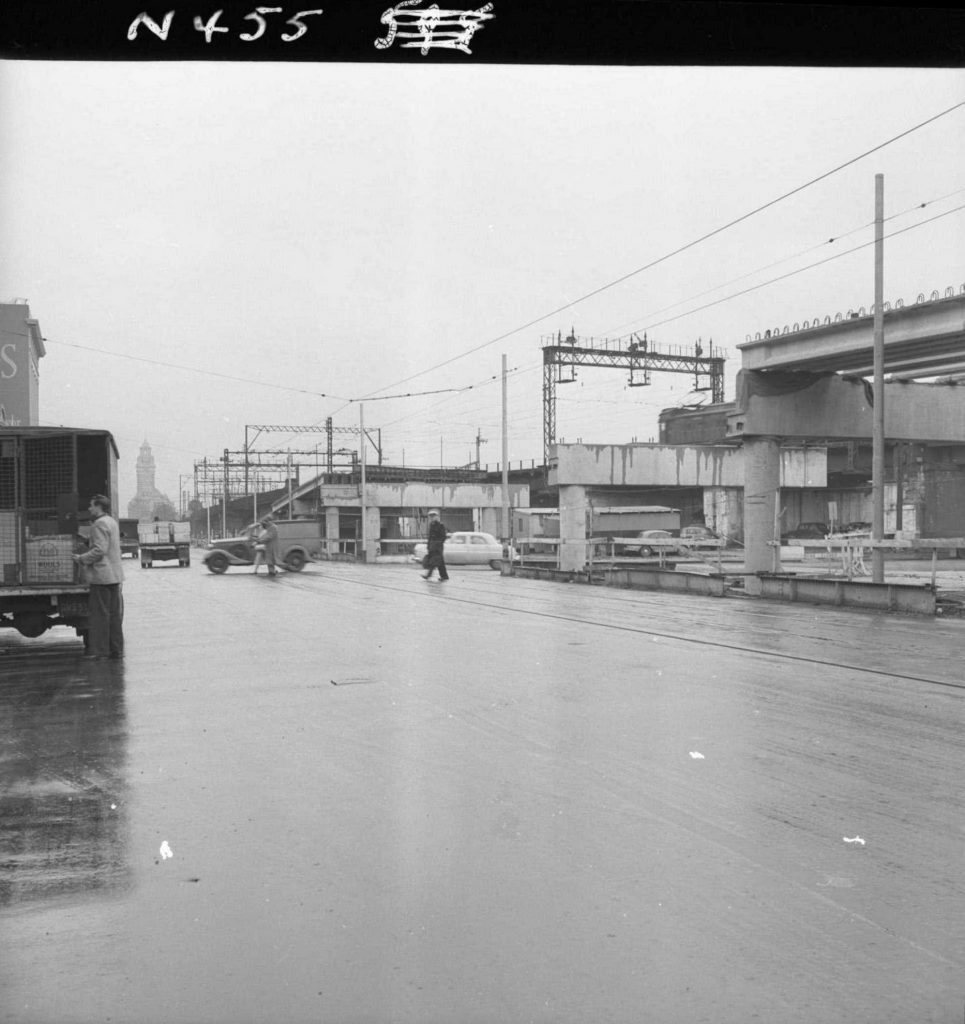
[{"xmin": 542, "ymin": 333, "xmax": 726, "ymax": 464}]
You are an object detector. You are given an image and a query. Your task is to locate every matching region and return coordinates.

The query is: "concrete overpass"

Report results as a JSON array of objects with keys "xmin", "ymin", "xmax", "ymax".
[
  {"xmin": 733, "ymin": 288, "xmax": 965, "ymax": 571},
  {"xmin": 738, "ymin": 289, "xmax": 965, "ymax": 379},
  {"xmin": 275, "ymin": 477, "xmax": 531, "ymax": 561},
  {"xmin": 549, "ymin": 443, "xmax": 826, "ymax": 571}
]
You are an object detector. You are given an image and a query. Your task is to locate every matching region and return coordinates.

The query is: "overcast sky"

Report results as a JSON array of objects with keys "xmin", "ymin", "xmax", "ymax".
[{"xmin": 1, "ymin": 61, "xmax": 963, "ymax": 508}]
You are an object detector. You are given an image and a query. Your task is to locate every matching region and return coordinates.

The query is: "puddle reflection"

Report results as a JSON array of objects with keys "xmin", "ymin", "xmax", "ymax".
[{"xmin": 0, "ymin": 662, "xmax": 131, "ymax": 907}]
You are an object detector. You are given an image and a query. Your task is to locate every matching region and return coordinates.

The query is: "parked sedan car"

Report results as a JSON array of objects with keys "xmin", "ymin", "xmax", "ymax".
[
  {"xmin": 412, "ymin": 531, "xmax": 514, "ymax": 570},
  {"xmin": 623, "ymin": 529, "xmax": 677, "ymax": 557}
]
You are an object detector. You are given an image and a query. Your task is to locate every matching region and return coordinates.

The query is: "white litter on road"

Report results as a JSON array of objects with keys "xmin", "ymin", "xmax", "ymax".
[
  {"xmin": 689, "ymin": 751, "xmax": 705, "ymax": 760},
  {"xmin": 842, "ymin": 836, "xmax": 866, "ymax": 845},
  {"xmin": 159, "ymin": 841, "xmax": 174, "ymax": 860}
]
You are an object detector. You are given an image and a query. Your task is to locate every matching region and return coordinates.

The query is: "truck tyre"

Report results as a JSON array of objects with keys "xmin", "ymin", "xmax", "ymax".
[
  {"xmin": 206, "ymin": 552, "xmax": 229, "ymax": 574},
  {"xmin": 285, "ymin": 550, "xmax": 306, "ymax": 572},
  {"xmin": 14, "ymin": 612, "xmax": 49, "ymax": 638}
]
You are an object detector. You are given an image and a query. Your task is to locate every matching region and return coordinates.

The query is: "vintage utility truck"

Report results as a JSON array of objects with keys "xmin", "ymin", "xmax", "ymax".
[
  {"xmin": 0, "ymin": 426, "xmax": 119, "ymax": 645},
  {"xmin": 202, "ymin": 519, "xmax": 324, "ymax": 573},
  {"xmin": 138, "ymin": 520, "xmax": 191, "ymax": 567}
]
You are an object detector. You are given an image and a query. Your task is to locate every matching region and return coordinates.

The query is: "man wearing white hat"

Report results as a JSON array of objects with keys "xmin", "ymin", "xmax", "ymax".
[{"xmin": 421, "ymin": 509, "xmax": 449, "ymax": 581}]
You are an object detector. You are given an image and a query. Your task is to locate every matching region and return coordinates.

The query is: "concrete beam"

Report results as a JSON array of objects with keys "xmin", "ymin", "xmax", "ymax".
[
  {"xmin": 744, "ymin": 574, "xmax": 936, "ymax": 615},
  {"xmin": 739, "ymin": 293, "xmax": 965, "ymax": 376},
  {"xmin": 289, "ymin": 480, "xmax": 530, "ymax": 510},
  {"xmin": 551, "ymin": 443, "xmax": 825, "ymax": 489},
  {"xmin": 727, "ymin": 371, "xmax": 965, "ymax": 444}
]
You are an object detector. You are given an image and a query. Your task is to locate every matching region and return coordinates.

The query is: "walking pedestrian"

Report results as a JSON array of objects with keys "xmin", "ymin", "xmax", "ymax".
[
  {"xmin": 73, "ymin": 494, "xmax": 124, "ymax": 660},
  {"xmin": 421, "ymin": 509, "xmax": 449, "ymax": 581},
  {"xmin": 247, "ymin": 521, "xmax": 267, "ymax": 573},
  {"xmin": 259, "ymin": 515, "xmax": 279, "ymax": 576}
]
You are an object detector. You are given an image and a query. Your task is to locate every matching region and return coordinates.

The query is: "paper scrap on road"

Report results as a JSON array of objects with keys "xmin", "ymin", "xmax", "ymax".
[
  {"xmin": 159, "ymin": 840, "xmax": 174, "ymax": 859},
  {"xmin": 842, "ymin": 836, "xmax": 865, "ymax": 845},
  {"xmin": 689, "ymin": 751, "xmax": 705, "ymax": 759}
]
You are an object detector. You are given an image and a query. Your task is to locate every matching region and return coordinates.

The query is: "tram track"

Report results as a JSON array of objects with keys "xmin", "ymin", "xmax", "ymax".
[{"xmin": 283, "ymin": 566, "xmax": 965, "ymax": 693}]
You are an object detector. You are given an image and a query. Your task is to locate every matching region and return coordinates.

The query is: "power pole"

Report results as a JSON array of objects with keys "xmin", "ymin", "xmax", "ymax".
[
  {"xmin": 360, "ymin": 403, "xmax": 367, "ymax": 562},
  {"xmin": 872, "ymin": 174, "xmax": 885, "ymax": 584},
  {"xmin": 501, "ymin": 354, "xmax": 509, "ymax": 552},
  {"xmin": 222, "ymin": 448, "xmax": 229, "ymax": 537},
  {"xmin": 475, "ymin": 428, "xmax": 487, "ymax": 470}
]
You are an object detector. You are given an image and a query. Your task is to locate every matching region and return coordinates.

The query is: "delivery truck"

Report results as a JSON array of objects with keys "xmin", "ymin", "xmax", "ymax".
[
  {"xmin": 138, "ymin": 520, "xmax": 191, "ymax": 567},
  {"xmin": 0, "ymin": 426, "xmax": 119, "ymax": 645},
  {"xmin": 118, "ymin": 517, "xmax": 140, "ymax": 558}
]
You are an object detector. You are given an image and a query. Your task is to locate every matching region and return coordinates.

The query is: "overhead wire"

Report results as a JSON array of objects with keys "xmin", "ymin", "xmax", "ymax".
[
  {"xmin": 350, "ymin": 185, "xmax": 963, "ymax": 456},
  {"xmin": 348, "ymin": 98, "xmax": 965, "ymax": 401},
  {"xmin": 27, "ymin": 102, "xmax": 965, "ymax": 471},
  {"xmin": 34, "ymin": 170, "xmax": 965, "ymax": 454},
  {"xmin": 40, "ymin": 338, "xmax": 352, "ymax": 402},
  {"xmin": 602, "ymin": 185, "xmax": 965, "ymax": 341},
  {"xmin": 636, "ymin": 201, "xmax": 965, "ymax": 335}
]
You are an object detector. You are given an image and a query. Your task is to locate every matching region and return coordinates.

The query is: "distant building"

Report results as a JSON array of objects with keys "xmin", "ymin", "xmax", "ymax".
[
  {"xmin": 127, "ymin": 441, "xmax": 177, "ymax": 521},
  {"xmin": 0, "ymin": 301, "xmax": 45, "ymax": 427}
]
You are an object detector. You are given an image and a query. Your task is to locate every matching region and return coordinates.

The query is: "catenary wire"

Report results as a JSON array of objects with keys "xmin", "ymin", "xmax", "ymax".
[{"xmin": 348, "ymin": 99, "xmax": 965, "ymax": 401}]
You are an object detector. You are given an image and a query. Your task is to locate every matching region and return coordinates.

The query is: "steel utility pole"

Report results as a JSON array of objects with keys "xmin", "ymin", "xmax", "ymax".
[
  {"xmin": 475, "ymin": 428, "xmax": 487, "ymax": 470},
  {"xmin": 360, "ymin": 403, "xmax": 367, "ymax": 562},
  {"xmin": 501, "ymin": 354, "xmax": 509, "ymax": 553},
  {"xmin": 287, "ymin": 451, "xmax": 293, "ymax": 518},
  {"xmin": 222, "ymin": 448, "xmax": 229, "ymax": 538},
  {"xmin": 872, "ymin": 175, "xmax": 885, "ymax": 584}
]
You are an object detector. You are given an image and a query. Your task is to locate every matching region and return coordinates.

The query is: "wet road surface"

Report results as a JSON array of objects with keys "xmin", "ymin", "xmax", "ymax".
[{"xmin": 2, "ymin": 560, "xmax": 963, "ymax": 1023}]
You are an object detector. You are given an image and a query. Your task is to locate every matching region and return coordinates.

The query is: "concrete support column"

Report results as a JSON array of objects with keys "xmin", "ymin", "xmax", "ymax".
[
  {"xmin": 559, "ymin": 485, "xmax": 589, "ymax": 571},
  {"xmin": 479, "ymin": 508, "xmax": 499, "ymax": 536},
  {"xmin": 743, "ymin": 438, "xmax": 782, "ymax": 574},
  {"xmin": 325, "ymin": 508, "xmax": 339, "ymax": 555},
  {"xmin": 704, "ymin": 486, "xmax": 743, "ymax": 544},
  {"xmin": 362, "ymin": 506, "xmax": 380, "ymax": 562}
]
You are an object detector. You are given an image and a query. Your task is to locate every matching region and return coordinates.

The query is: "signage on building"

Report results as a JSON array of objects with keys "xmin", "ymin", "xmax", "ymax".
[{"xmin": 0, "ymin": 304, "xmax": 44, "ymax": 426}]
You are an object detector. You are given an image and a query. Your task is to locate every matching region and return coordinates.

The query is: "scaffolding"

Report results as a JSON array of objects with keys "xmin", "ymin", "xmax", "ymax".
[{"xmin": 193, "ymin": 419, "xmax": 384, "ymax": 507}]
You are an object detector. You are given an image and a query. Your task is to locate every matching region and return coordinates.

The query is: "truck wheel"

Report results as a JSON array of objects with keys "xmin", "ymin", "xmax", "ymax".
[
  {"xmin": 285, "ymin": 550, "xmax": 306, "ymax": 572},
  {"xmin": 14, "ymin": 613, "xmax": 49, "ymax": 638},
  {"xmin": 206, "ymin": 552, "xmax": 229, "ymax": 574}
]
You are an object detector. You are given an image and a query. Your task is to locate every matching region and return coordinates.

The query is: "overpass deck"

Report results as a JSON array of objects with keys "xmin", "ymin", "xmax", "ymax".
[{"xmin": 738, "ymin": 289, "xmax": 965, "ymax": 378}]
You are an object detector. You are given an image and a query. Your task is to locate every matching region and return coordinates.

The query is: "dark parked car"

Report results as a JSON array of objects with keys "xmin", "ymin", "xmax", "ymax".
[
  {"xmin": 782, "ymin": 522, "xmax": 830, "ymax": 543},
  {"xmin": 679, "ymin": 525, "xmax": 715, "ymax": 542}
]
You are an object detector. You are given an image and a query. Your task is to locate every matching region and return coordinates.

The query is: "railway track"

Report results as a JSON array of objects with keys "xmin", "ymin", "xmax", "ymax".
[{"xmin": 277, "ymin": 565, "xmax": 965, "ymax": 693}]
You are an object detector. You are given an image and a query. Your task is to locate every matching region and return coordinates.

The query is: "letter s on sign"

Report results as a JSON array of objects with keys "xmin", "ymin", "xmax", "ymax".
[{"xmin": 0, "ymin": 344, "xmax": 17, "ymax": 379}]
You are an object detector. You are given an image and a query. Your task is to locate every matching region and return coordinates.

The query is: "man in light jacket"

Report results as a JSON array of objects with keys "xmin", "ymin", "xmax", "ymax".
[
  {"xmin": 259, "ymin": 515, "xmax": 280, "ymax": 576},
  {"xmin": 73, "ymin": 494, "xmax": 124, "ymax": 660}
]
